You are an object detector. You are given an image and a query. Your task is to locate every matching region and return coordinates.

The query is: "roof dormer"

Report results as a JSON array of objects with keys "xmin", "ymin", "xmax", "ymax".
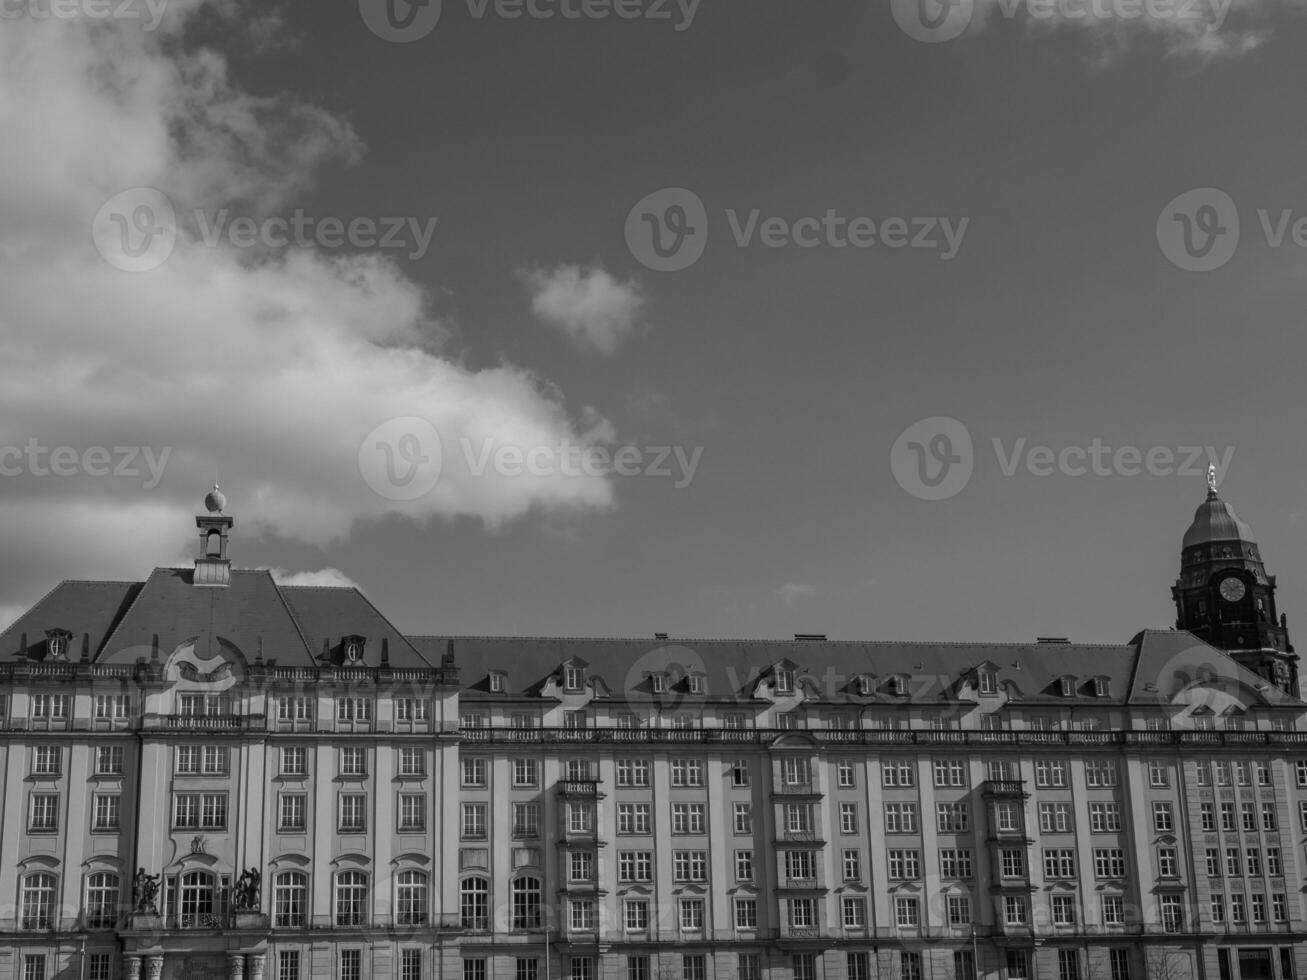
[
  {"xmin": 561, "ymin": 660, "xmax": 588, "ymax": 693},
  {"xmin": 488, "ymin": 670, "xmax": 506, "ymax": 694},
  {"xmin": 342, "ymin": 634, "xmax": 367, "ymax": 665},
  {"xmin": 1056, "ymin": 675, "xmax": 1076, "ymax": 698},
  {"xmin": 43, "ymin": 628, "xmax": 73, "ymax": 661}
]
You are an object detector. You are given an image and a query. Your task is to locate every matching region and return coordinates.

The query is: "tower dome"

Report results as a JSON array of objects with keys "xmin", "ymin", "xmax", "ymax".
[
  {"xmin": 1181, "ymin": 487, "xmax": 1257, "ymax": 550},
  {"xmin": 204, "ymin": 484, "xmax": 227, "ymax": 514}
]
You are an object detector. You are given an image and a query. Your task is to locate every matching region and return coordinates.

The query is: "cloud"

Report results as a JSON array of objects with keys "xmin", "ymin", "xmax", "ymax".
[
  {"xmin": 776, "ymin": 582, "xmax": 817, "ymax": 605},
  {"xmin": 521, "ymin": 264, "xmax": 645, "ymax": 354},
  {"xmin": 0, "ymin": 3, "xmax": 616, "ymax": 615},
  {"xmin": 264, "ymin": 567, "xmax": 361, "ymax": 589}
]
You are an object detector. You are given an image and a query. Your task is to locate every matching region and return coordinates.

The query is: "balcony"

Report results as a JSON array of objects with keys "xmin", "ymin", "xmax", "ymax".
[
  {"xmin": 778, "ymin": 829, "xmax": 825, "ymax": 846},
  {"xmin": 559, "ymin": 780, "xmax": 602, "ymax": 798},
  {"xmin": 983, "ymin": 780, "xmax": 1029, "ymax": 798},
  {"xmin": 774, "ymin": 781, "xmax": 822, "ymax": 798},
  {"xmin": 147, "ymin": 713, "xmax": 267, "ymax": 731}
]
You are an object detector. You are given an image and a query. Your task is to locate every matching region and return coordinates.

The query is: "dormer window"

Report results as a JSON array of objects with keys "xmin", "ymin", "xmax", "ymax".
[
  {"xmin": 1058, "ymin": 677, "xmax": 1074, "ymax": 698},
  {"xmin": 1092, "ymin": 677, "xmax": 1108, "ymax": 698},
  {"xmin": 857, "ymin": 675, "xmax": 872, "ymax": 696},
  {"xmin": 489, "ymin": 672, "xmax": 505, "ymax": 694},
  {"xmin": 977, "ymin": 669, "xmax": 997, "ymax": 696},
  {"xmin": 886, "ymin": 676, "xmax": 905, "ymax": 696},
  {"xmin": 775, "ymin": 668, "xmax": 794, "ymax": 695},
  {"xmin": 44, "ymin": 629, "xmax": 72, "ymax": 661},
  {"xmin": 563, "ymin": 665, "xmax": 585, "ymax": 692},
  {"xmin": 342, "ymin": 635, "xmax": 366, "ymax": 664},
  {"xmin": 650, "ymin": 672, "xmax": 666, "ymax": 694},
  {"xmin": 688, "ymin": 674, "xmax": 704, "ymax": 694}
]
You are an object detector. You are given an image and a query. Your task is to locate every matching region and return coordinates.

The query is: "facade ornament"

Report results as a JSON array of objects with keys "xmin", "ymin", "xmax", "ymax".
[{"xmin": 132, "ymin": 867, "xmax": 160, "ymax": 913}]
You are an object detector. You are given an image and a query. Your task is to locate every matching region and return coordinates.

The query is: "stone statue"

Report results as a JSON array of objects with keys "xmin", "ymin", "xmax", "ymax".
[
  {"xmin": 132, "ymin": 867, "xmax": 160, "ymax": 913},
  {"xmin": 1208, "ymin": 463, "xmax": 1218, "ymax": 493},
  {"xmin": 232, "ymin": 867, "xmax": 262, "ymax": 912}
]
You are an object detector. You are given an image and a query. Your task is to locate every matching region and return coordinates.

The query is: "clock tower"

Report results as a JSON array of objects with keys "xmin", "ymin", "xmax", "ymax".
[{"xmin": 1172, "ymin": 472, "xmax": 1297, "ymax": 695}]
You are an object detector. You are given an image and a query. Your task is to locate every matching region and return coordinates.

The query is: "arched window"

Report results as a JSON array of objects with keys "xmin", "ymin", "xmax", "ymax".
[
  {"xmin": 179, "ymin": 871, "xmax": 215, "ymax": 925},
  {"xmin": 85, "ymin": 871, "xmax": 119, "ymax": 928},
  {"xmin": 335, "ymin": 871, "xmax": 368, "ymax": 926},
  {"xmin": 511, "ymin": 875, "xmax": 541, "ymax": 930},
  {"xmin": 274, "ymin": 872, "xmax": 307, "ymax": 928},
  {"xmin": 460, "ymin": 876, "xmax": 489, "ymax": 931},
  {"xmin": 21, "ymin": 872, "xmax": 56, "ymax": 930},
  {"xmin": 395, "ymin": 870, "xmax": 427, "ymax": 926}
]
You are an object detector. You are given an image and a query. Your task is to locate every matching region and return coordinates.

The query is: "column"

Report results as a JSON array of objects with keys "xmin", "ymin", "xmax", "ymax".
[
  {"xmin": 228, "ymin": 952, "xmax": 245, "ymax": 980},
  {"xmin": 246, "ymin": 954, "xmax": 265, "ymax": 980},
  {"xmin": 145, "ymin": 956, "xmax": 164, "ymax": 980},
  {"xmin": 124, "ymin": 956, "xmax": 142, "ymax": 980}
]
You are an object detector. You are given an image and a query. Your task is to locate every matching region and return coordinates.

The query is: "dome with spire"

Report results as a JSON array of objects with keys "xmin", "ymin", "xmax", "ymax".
[
  {"xmin": 204, "ymin": 484, "xmax": 227, "ymax": 515},
  {"xmin": 1182, "ymin": 488, "xmax": 1257, "ymax": 550}
]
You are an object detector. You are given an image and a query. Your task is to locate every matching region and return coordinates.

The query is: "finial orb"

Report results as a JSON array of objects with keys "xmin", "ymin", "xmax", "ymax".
[{"xmin": 204, "ymin": 484, "xmax": 227, "ymax": 514}]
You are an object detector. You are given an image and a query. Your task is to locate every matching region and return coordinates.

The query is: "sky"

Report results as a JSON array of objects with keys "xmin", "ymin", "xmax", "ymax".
[{"xmin": 1, "ymin": 0, "xmax": 1306, "ymax": 646}]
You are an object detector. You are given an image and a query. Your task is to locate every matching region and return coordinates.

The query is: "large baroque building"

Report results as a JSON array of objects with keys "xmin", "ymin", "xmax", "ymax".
[{"xmin": 0, "ymin": 484, "xmax": 1304, "ymax": 980}]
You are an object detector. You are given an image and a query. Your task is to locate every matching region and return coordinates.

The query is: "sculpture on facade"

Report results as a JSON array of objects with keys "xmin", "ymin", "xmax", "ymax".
[
  {"xmin": 232, "ymin": 867, "xmax": 262, "ymax": 912},
  {"xmin": 132, "ymin": 867, "xmax": 160, "ymax": 913}
]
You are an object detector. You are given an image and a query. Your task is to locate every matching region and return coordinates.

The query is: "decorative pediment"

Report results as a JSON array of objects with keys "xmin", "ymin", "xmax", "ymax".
[
  {"xmin": 390, "ymin": 852, "xmax": 431, "ymax": 867},
  {"xmin": 329, "ymin": 853, "xmax": 371, "ymax": 868}
]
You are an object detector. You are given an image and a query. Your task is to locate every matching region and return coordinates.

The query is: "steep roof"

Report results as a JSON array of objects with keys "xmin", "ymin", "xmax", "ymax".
[
  {"xmin": 281, "ymin": 586, "xmax": 433, "ymax": 668},
  {"xmin": 0, "ymin": 580, "xmax": 141, "ymax": 661}
]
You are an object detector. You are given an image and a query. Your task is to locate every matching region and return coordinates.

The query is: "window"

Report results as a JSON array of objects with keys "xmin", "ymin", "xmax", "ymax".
[
  {"xmin": 95, "ymin": 745, "xmax": 124, "ymax": 775},
  {"xmin": 1201, "ymin": 803, "xmax": 1216, "ymax": 831},
  {"xmin": 337, "ymin": 793, "xmax": 365, "ymax": 833},
  {"xmin": 1035, "ymin": 759, "xmax": 1067, "ymax": 787},
  {"xmin": 399, "ymin": 951, "xmax": 422, "ymax": 980},
  {"xmin": 1225, "ymin": 847, "xmax": 1241, "ymax": 876},
  {"xmin": 682, "ymin": 956, "xmax": 706, "ymax": 980},
  {"xmin": 679, "ymin": 898, "xmax": 705, "ymax": 931},
  {"xmin": 842, "ymin": 896, "xmax": 867, "ymax": 928},
  {"xmin": 399, "ymin": 748, "xmax": 425, "ymax": 777},
  {"xmin": 1044, "ymin": 848, "xmax": 1076, "ymax": 879},
  {"xmin": 1148, "ymin": 760, "xmax": 1169, "ymax": 787},
  {"xmin": 457, "ymin": 876, "xmax": 490, "ymax": 930},
  {"xmin": 281, "ymin": 746, "xmax": 307, "ymax": 776},
  {"xmin": 33, "ymin": 745, "xmax": 61, "ymax": 775},
  {"xmin": 785, "ymin": 850, "xmax": 815, "ymax": 881},
  {"xmin": 888, "ymin": 849, "xmax": 921, "ymax": 880},
  {"xmin": 738, "ymin": 956, "xmax": 760, "ymax": 980},
  {"xmin": 1058, "ymin": 950, "xmax": 1080, "ymax": 980},
  {"xmin": 1153, "ymin": 802, "xmax": 1174, "ymax": 832},
  {"xmin": 178, "ymin": 871, "xmax": 216, "ymax": 925},
  {"xmin": 512, "ymin": 758, "xmax": 539, "ymax": 786},
  {"xmin": 1039, "ymin": 802, "xmax": 1072, "ymax": 833},
  {"xmin": 616, "ymin": 759, "xmax": 649, "ymax": 786},
  {"xmin": 1196, "ymin": 762, "xmax": 1212, "ymax": 786},
  {"xmin": 29, "ymin": 792, "xmax": 58, "ymax": 832},
  {"xmin": 22, "ymin": 957, "xmax": 45, "ymax": 980},
  {"xmin": 671, "ymin": 803, "xmax": 705, "ymax": 834},
  {"xmin": 1160, "ymin": 894, "xmax": 1183, "ymax": 932},
  {"xmin": 882, "ymin": 760, "xmax": 914, "ymax": 786},
  {"xmin": 202, "ymin": 745, "xmax": 229, "ymax": 774},
  {"xmin": 340, "ymin": 746, "xmax": 367, "ymax": 776},
  {"xmin": 734, "ymin": 897, "xmax": 757, "ymax": 929},
  {"xmin": 563, "ymin": 664, "xmax": 584, "ymax": 691},
  {"xmin": 1246, "ymin": 848, "xmax": 1262, "ymax": 876},
  {"xmin": 948, "ymin": 894, "xmax": 972, "ymax": 925},
  {"xmin": 274, "ymin": 871, "xmax": 307, "ymax": 927},
  {"xmin": 512, "ymin": 803, "xmax": 539, "ymax": 838},
  {"xmin": 1101, "ymin": 895, "xmax": 1124, "ymax": 925},
  {"xmin": 88, "ymin": 955, "xmax": 112, "ymax": 980},
  {"xmin": 335, "ymin": 872, "xmax": 368, "ymax": 926},
  {"xmin": 396, "ymin": 870, "xmax": 427, "ymax": 926},
  {"xmin": 839, "ymin": 802, "xmax": 858, "ymax": 834},
  {"xmin": 398, "ymin": 793, "xmax": 426, "ymax": 832},
  {"xmin": 1268, "ymin": 847, "xmax": 1283, "ymax": 876},
  {"xmin": 31, "ymin": 694, "xmax": 69, "ymax": 721},
  {"xmin": 462, "ymin": 803, "xmax": 487, "ymax": 839},
  {"xmin": 462, "ymin": 758, "xmax": 486, "ymax": 786},
  {"xmin": 1157, "ymin": 847, "xmax": 1178, "ymax": 878},
  {"xmin": 176, "ymin": 745, "xmax": 201, "ymax": 774},
  {"xmin": 1273, "ymin": 893, "xmax": 1287, "ymax": 922},
  {"xmin": 670, "ymin": 759, "xmax": 704, "ymax": 786},
  {"xmin": 1262, "ymin": 802, "xmax": 1278, "ymax": 830},
  {"xmin": 567, "ymin": 802, "xmax": 595, "ymax": 834},
  {"xmin": 994, "ymin": 802, "xmax": 1021, "ymax": 832},
  {"xmin": 617, "ymin": 803, "xmax": 650, "ymax": 834},
  {"xmin": 733, "ymin": 802, "xmax": 752, "ymax": 834},
  {"xmin": 1004, "ymin": 895, "xmax": 1027, "ymax": 925},
  {"xmin": 1051, "ymin": 896, "xmax": 1077, "ymax": 927},
  {"xmin": 1000, "ymin": 848, "xmax": 1025, "ymax": 878},
  {"xmin": 1222, "ymin": 803, "xmax": 1237, "ymax": 831},
  {"xmin": 396, "ymin": 698, "xmax": 428, "ymax": 723},
  {"xmin": 940, "ymin": 849, "xmax": 973, "ymax": 878},
  {"xmin": 1215, "ymin": 760, "xmax": 1231, "ymax": 785},
  {"xmin": 1205, "ymin": 848, "xmax": 1221, "ymax": 877},
  {"xmin": 21, "ymin": 873, "xmax": 55, "ymax": 929},
  {"xmin": 570, "ymin": 851, "xmax": 595, "ymax": 882},
  {"xmin": 336, "ymin": 697, "xmax": 371, "ymax": 723},
  {"xmin": 512, "ymin": 876, "xmax": 541, "ymax": 929},
  {"xmin": 278, "ymin": 793, "xmax": 307, "ymax": 832},
  {"xmin": 843, "ymin": 849, "xmax": 861, "ymax": 880},
  {"xmin": 278, "ymin": 696, "xmax": 314, "ymax": 724},
  {"xmin": 84, "ymin": 871, "xmax": 119, "ymax": 928},
  {"xmin": 934, "ymin": 759, "xmax": 966, "ymax": 786},
  {"xmin": 884, "ymin": 802, "xmax": 916, "ymax": 832},
  {"xmin": 624, "ymin": 898, "xmax": 650, "ymax": 932},
  {"xmin": 1087, "ymin": 801, "xmax": 1121, "ymax": 832},
  {"xmin": 1094, "ymin": 848, "xmax": 1126, "ymax": 879},
  {"xmin": 789, "ymin": 897, "xmax": 816, "ymax": 928},
  {"xmin": 1007, "ymin": 952, "xmax": 1030, "ymax": 979},
  {"xmin": 1251, "ymin": 893, "xmax": 1267, "ymax": 924},
  {"xmin": 340, "ymin": 951, "xmax": 362, "ymax": 980},
  {"xmin": 94, "ymin": 694, "xmax": 130, "ymax": 721},
  {"xmin": 1085, "ymin": 759, "xmax": 1117, "ymax": 786},
  {"xmin": 837, "ymin": 760, "xmax": 855, "ymax": 787},
  {"xmin": 938, "ymin": 802, "xmax": 970, "ymax": 832},
  {"xmin": 736, "ymin": 850, "xmax": 754, "ymax": 881},
  {"xmin": 92, "ymin": 793, "xmax": 120, "ymax": 832},
  {"xmin": 895, "ymin": 897, "xmax": 920, "ymax": 927},
  {"xmin": 277, "ymin": 953, "xmax": 301, "ymax": 980},
  {"xmin": 617, "ymin": 850, "xmax": 653, "ymax": 883}
]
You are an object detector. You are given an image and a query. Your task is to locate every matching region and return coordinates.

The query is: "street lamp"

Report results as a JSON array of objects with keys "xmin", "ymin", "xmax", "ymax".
[{"xmin": 970, "ymin": 923, "xmax": 980, "ymax": 980}]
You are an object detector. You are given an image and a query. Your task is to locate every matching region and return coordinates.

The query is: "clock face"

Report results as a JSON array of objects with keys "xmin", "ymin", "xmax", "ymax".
[{"xmin": 1219, "ymin": 577, "xmax": 1246, "ymax": 602}]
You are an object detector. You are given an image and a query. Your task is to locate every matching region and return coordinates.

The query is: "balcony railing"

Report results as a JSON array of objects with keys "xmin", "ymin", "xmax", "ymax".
[
  {"xmin": 147, "ymin": 713, "xmax": 267, "ymax": 731},
  {"xmin": 774, "ymin": 781, "xmax": 820, "ymax": 796},
  {"xmin": 982, "ymin": 780, "xmax": 1029, "ymax": 798},
  {"xmin": 559, "ymin": 780, "xmax": 601, "ymax": 797}
]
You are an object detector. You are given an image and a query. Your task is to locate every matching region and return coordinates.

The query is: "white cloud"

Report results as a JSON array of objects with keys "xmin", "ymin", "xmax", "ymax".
[
  {"xmin": 264, "ymin": 567, "xmax": 361, "ymax": 589},
  {"xmin": 521, "ymin": 264, "xmax": 644, "ymax": 354},
  {"xmin": 776, "ymin": 582, "xmax": 817, "ymax": 604},
  {"xmin": 0, "ymin": 4, "xmax": 619, "ymax": 615}
]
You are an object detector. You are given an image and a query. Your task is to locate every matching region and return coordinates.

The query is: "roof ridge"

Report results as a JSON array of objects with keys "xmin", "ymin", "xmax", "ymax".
[
  {"xmin": 262, "ymin": 569, "xmax": 316, "ymax": 663},
  {"xmin": 98, "ymin": 567, "xmax": 170, "ymax": 659},
  {"xmin": 349, "ymin": 587, "xmax": 434, "ymax": 668},
  {"xmin": 405, "ymin": 634, "xmax": 1132, "ymax": 648}
]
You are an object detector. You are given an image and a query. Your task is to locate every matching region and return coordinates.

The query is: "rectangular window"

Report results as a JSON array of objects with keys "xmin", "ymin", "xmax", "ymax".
[
  {"xmin": 278, "ymin": 696, "xmax": 314, "ymax": 724},
  {"xmin": 281, "ymin": 746, "xmax": 307, "ymax": 776},
  {"xmin": 1000, "ymin": 848, "xmax": 1026, "ymax": 878},
  {"xmin": 1051, "ymin": 896, "xmax": 1077, "ymax": 927},
  {"xmin": 618, "ymin": 851, "xmax": 653, "ymax": 883},
  {"xmin": 1157, "ymin": 847, "xmax": 1178, "ymax": 878},
  {"xmin": 616, "ymin": 759, "xmax": 650, "ymax": 786},
  {"xmin": 1262, "ymin": 802, "xmax": 1278, "ymax": 830},
  {"xmin": 733, "ymin": 802, "xmax": 752, "ymax": 834},
  {"xmin": 92, "ymin": 792, "xmax": 120, "ymax": 831},
  {"xmin": 1089, "ymin": 802, "xmax": 1121, "ymax": 832},
  {"xmin": 948, "ymin": 895, "xmax": 972, "ymax": 926},
  {"xmin": 624, "ymin": 899, "xmax": 650, "ymax": 932},
  {"xmin": 1035, "ymin": 760, "xmax": 1067, "ymax": 787},
  {"xmin": 340, "ymin": 951, "xmax": 362, "ymax": 980},
  {"xmin": 1109, "ymin": 951, "xmax": 1130, "ymax": 980},
  {"xmin": 938, "ymin": 802, "xmax": 970, "ymax": 832},
  {"xmin": 462, "ymin": 803, "xmax": 486, "ymax": 839},
  {"xmin": 395, "ymin": 698, "xmax": 428, "ymax": 723},
  {"xmin": 888, "ymin": 849, "xmax": 921, "ymax": 880},
  {"xmin": 461, "ymin": 757, "xmax": 485, "ymax": 786},
  {"xmin": 670, "ymin": 759, "xmax": 704, "ymax": 786},
  {"xmin": 884, "ymin": 802, "xmax": 917, "ymax": 832},
  {"xmin": 399, "ymin": 793, "xmax": 426, "ymax": 832},
  {"xmin": 734, "ymin": 898, "xmax": 757, "ymax": 930},
  {"xmin": 839, "ymin": 802, "xmax": 858, "ymax": 834},
  {"xmin": 736, "ymin": 850, "xmax": 754, "ymax": 882},
  {"xmin": 33, "ymin": 745, "xmax": 61, "ymax": 776},
  {"xmin": 1039, "ymin": 802, "xmax": 1073, "ymax": 833},
  {"xmin": 338, "ymin": 793, "xmax": 366, "ymax": 833},
  {"xmin": 1101, "ymin": 895, "xmax": 1124, "ymax": 925},
  {"xmin": 1085, "ymin": 759, "xmax": 1117, "ymax": 787},
  {"xmin": 842, "ymin": 849, "xmax": 861, "ymax": 881},
  {"xmin": 837, "ymin": 760, "xmax": 855, "ymax": 787},
  {"xmin": 512, "ymin": 758, "xmax": 539, "ymax": 786},
  {"xmin": 336, "ymin": 697, "xmax": 372, "ymax": 723},
  {"xmin": 1043, "ymin": 848, "xmax": 1076, "ymax": 879},
  {"xmin": 671, "ymin": 803, "xmax": 705, "ymax": 834},
  {"xmin": 173, "ymin": 793, "xmax": 227, "ymax": 830},
  {"xmin": 1160, "ymin": 895, "xmax": 1183, "ymax": 932},
  {"xmin": 895, "ymin": 897, "xmax": 920, "ymax": 927},
  {"xmin": 1153, "ymin": 802, "xmax": 1174, "ymax": 832},
  {"xmin": 1210, "ymin": 893, "xmax": 1225, "ymax": 924},
  {"xmin": 738, "ymin": 956, "xmax": 760, "ymax": 980},
  {"xmin": 940, "ymin": 849, "xmax": 974, "ymax": 878},
  {"xmin": 1004, "ymin": 896, "xmax": 1028, "ymax": 925},
  {"xmin": 1148, "ymin": 760, "xmax": 1169, "ymax": 787},
  {"xmin": 1201, "ymin": 803, "xmax": 1216, "ymax": 831},
  {"xmin": 617, "ymin": 803, "xmax": 650, "ymax": 835},
  {"xmin": 842, "ymin": 896, "xmax": 867, "ymax": 928},
  {"xmin": 340, "ymin": 746, "xmax": 367, "ymax": 776},
  {"xmin": 1094, "ymin": 848, "xmax": 1126, "ymax": 879},
  {"xmin": 673, "ymin": 850, "xmax": 707, "ymax": 883},
  {"xmin": 176, "ymin": 745, "xmax": 201, "ymax": 774},
  {"xmin": 678, "ymin": 898, "xmax": 704, "ymax": 931},
  {"xmin": 882, "ymin": 760, "xmax": 914, "ymax": 786},
  {"xmin": 399, "ymin": 951, "xmax": 421, "ymax": 980},
  {"xmin": 29, "ymin": 793, "xmax": 59, "ymax": 832},
  {"xmin": 96, "ymin": 745, "xmax": 125, "ymax": 775},
  {"xmin": 31, "ymin": 694, "xmax": 69, "ymax": 720},
  {"xmin": 22, "ymin": 956, "xmax": 45, "ymax": 980},
  {"xmin": 279, "ymin": 794, "xmax": 306, "ymax": 832},
  {"xmin": 512, "ymin": 803, "xmax": 539, "ymax": 839}
]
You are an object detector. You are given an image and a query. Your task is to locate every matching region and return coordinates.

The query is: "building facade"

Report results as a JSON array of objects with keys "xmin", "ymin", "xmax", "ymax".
[{"xmin": 0, "ymin": 485, "xmax": 1304, "ymax": 980}]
